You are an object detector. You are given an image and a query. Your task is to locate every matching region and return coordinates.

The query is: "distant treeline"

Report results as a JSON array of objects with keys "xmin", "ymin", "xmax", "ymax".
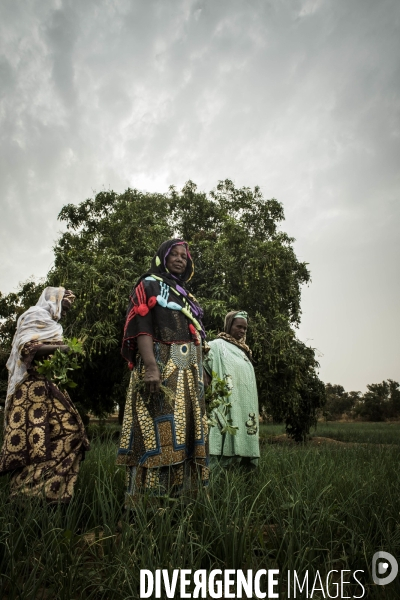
[{"xmin": 323, "ymin": 380, "xmax": 400, "ymax": 421}]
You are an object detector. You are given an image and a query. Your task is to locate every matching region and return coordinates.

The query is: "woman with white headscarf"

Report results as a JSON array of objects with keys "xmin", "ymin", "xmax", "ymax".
[
  {"xmin": 204, "ymin": 310, "xmax": 260, "ymax": 470},
  {"xmin": 0, "ymin": 287, "xmax": 89, "ymax": 503}
]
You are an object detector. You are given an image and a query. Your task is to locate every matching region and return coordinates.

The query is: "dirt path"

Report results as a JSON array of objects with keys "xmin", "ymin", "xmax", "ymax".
[{"xmin": 264, "ymin": 434, "xmax": 358, "ymax": 447}]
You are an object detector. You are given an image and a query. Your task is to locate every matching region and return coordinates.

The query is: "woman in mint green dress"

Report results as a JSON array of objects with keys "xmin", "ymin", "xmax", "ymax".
[{"xmin": 204, "ymin": 311, "xmax": 260, "ymax": 469}]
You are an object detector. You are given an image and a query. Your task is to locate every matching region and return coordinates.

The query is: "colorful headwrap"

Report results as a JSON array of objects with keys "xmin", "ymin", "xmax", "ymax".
[{"xmin": 149, "ymin": 239, "xmax": 194, "ymax": 283}]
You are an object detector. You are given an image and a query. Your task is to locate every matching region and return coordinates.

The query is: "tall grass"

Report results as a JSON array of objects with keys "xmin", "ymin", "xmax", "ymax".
[
  {"xmin": 0, "ymin": 424, "xmax": 399, "ymax": 598},
  {"xmin": 260, "ymin": 421, "xmax": 400, "ymax": 445},
  {"xmin": 311, "ymin": 421, "xmax": 400, "ymax": 445}
]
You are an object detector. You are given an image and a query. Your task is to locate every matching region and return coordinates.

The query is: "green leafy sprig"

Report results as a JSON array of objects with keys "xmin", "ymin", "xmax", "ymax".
[
  {"xmin": 36, "ymin": 337, "xmax": 85, "ymax": 390},
  {"xmin": 205, "ymin": 370, "xmax": 238, "ymax": 436},
  {"xmin": 131, "ymin": 377, "xmax": 175, "ymax": 404}
]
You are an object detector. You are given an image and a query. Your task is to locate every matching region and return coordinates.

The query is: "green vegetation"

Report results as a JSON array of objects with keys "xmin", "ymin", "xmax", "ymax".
[
  {"xmin": 260, "ymin": 421, "xmax": 400, "ymax": 446},
  {"xmin": 324, "ymin": 381, "xmax": 400, "ymax": 421},
  {"xmin": 1, "ymin": 422, "xmax": 399, "ymax": 599},
  {"xmin": 312, "ymin": 421, "xmax": 400, "ymax": 446},
  {"xmin": 205, "ymin": 370, "xmax": 238, "ymax": 435},
  {"xmin": 36, "ymin": 338, "xmax": 85, "ymax": 390}
]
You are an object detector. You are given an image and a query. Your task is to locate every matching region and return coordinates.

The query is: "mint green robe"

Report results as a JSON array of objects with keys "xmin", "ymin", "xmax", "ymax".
[{"xmin": 204, "ymin": 338, "xmax": 260, "ymax": 467}]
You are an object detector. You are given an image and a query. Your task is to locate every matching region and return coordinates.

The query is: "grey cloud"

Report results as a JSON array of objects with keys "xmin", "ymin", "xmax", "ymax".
[
  {"xmin": 45, "ymin": 5, "xmax": 80, "ymax": 110},
  {"xmin": 0, "ymin": 0, "xmax": 399, "ymax": 389},
  {"xmin": 0, "ymin": 56, "xmax": 15, "ymax": 98}
]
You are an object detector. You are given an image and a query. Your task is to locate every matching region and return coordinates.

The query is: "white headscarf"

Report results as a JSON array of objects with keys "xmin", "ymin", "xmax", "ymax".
[{"xmin": 5, "ymin": 286, "xmax": 65, "ymax": 410}]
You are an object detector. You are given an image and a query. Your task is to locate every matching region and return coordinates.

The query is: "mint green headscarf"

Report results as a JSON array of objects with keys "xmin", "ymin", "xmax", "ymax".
[{"xmin": 234, "ymin": 311, "xmax": 248, "ymax": 321}]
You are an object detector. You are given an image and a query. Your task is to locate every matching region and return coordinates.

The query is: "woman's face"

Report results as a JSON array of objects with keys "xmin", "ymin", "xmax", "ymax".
[
  {"xmin": 165, "ymin": 245, "xmax": 188, "ymax": 275},
  {"xmin": 230, "ymin": 317, "xmax": 247, "ymax": 340}
]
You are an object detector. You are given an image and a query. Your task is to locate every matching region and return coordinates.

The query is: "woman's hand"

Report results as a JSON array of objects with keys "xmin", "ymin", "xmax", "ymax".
[
  {"xmin": 137, "ymin": 335, "xmax": 161, "ymax": 394},
  {"xmin": 34, "ymin": 344, "xmax": 70, "ymax": 358},
  {"xmin": 143, "ymin": 364, "xmax": 162, "ymax": 394}
]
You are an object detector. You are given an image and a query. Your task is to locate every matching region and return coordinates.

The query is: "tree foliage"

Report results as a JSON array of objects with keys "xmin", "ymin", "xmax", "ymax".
[
  {"xmin": 323, "ymin": 384, "xmax": 360, "ymax": 420},
  {"xmin": 0, "ymin": 181, "xmax": 326, "ymax": 440},
  {"xmin": 354, "ymin": 380, "xmax": 400, "ymax": 421},
  {"xmin": 323, "ymin": 380, "xmax": 400, "ymax": 421}
]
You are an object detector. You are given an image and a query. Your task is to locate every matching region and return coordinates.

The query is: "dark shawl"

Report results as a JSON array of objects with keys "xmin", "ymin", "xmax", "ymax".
[{"xmin": 122, "ymin": 239, "xmax": 205, "ymax": 366}]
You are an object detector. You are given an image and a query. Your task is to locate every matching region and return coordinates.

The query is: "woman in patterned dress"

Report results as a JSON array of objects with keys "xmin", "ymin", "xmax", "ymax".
[
  {"xmin": 204, "ymin": 310, "xmax": 260, "ymax": 470},
  {"xmin": 117, "ymin": 239, "xmax": 208, "ymax": 501},
  {"xmin": 0, "ymin": 287, "xmax": 89, "ymax": 503}
]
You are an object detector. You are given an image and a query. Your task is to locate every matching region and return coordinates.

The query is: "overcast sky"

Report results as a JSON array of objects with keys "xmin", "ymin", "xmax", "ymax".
[{"xmin": 1, "ymin": 0, "xmax": 399, "ymax": 392}]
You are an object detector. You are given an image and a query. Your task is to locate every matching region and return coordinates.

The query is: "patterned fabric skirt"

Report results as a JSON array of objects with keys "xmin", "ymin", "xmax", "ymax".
[
  {"xmin": 0, "ymin": 374, "xmax": 89, "ymax": 503},
  {"xmin": 117, "ymin": 341, "xmax": 209, "ymax": 501}
]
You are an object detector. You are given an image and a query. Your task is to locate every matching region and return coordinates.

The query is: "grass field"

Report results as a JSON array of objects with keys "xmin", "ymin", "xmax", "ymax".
[
  {"xmin": 260, "ymin": 421, "xmax": 400, "ymax": 445},
  {"xmin": 1, "ymin": 422, "xmax": 400, "ymax": 599}
]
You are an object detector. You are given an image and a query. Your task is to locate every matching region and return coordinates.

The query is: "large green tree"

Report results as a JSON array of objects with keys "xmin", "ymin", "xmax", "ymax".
[{"xmin": 0, "ymin": 181, "xmax": 325, "ymax": 440}]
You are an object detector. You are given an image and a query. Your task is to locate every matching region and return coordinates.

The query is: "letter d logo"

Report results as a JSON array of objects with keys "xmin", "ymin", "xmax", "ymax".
[{"xmin": 372, "ymin": 551, "xmax": 398, "ymax": 585}]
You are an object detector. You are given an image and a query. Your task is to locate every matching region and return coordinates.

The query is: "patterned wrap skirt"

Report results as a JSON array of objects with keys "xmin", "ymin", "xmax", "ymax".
[
  {"xmin": 117, "ymin": 341, "xmax": 209, "ymax": 500},
  {"xmin": 0, "ymin": 374, "xmax": 89, "ymax": 503}
]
